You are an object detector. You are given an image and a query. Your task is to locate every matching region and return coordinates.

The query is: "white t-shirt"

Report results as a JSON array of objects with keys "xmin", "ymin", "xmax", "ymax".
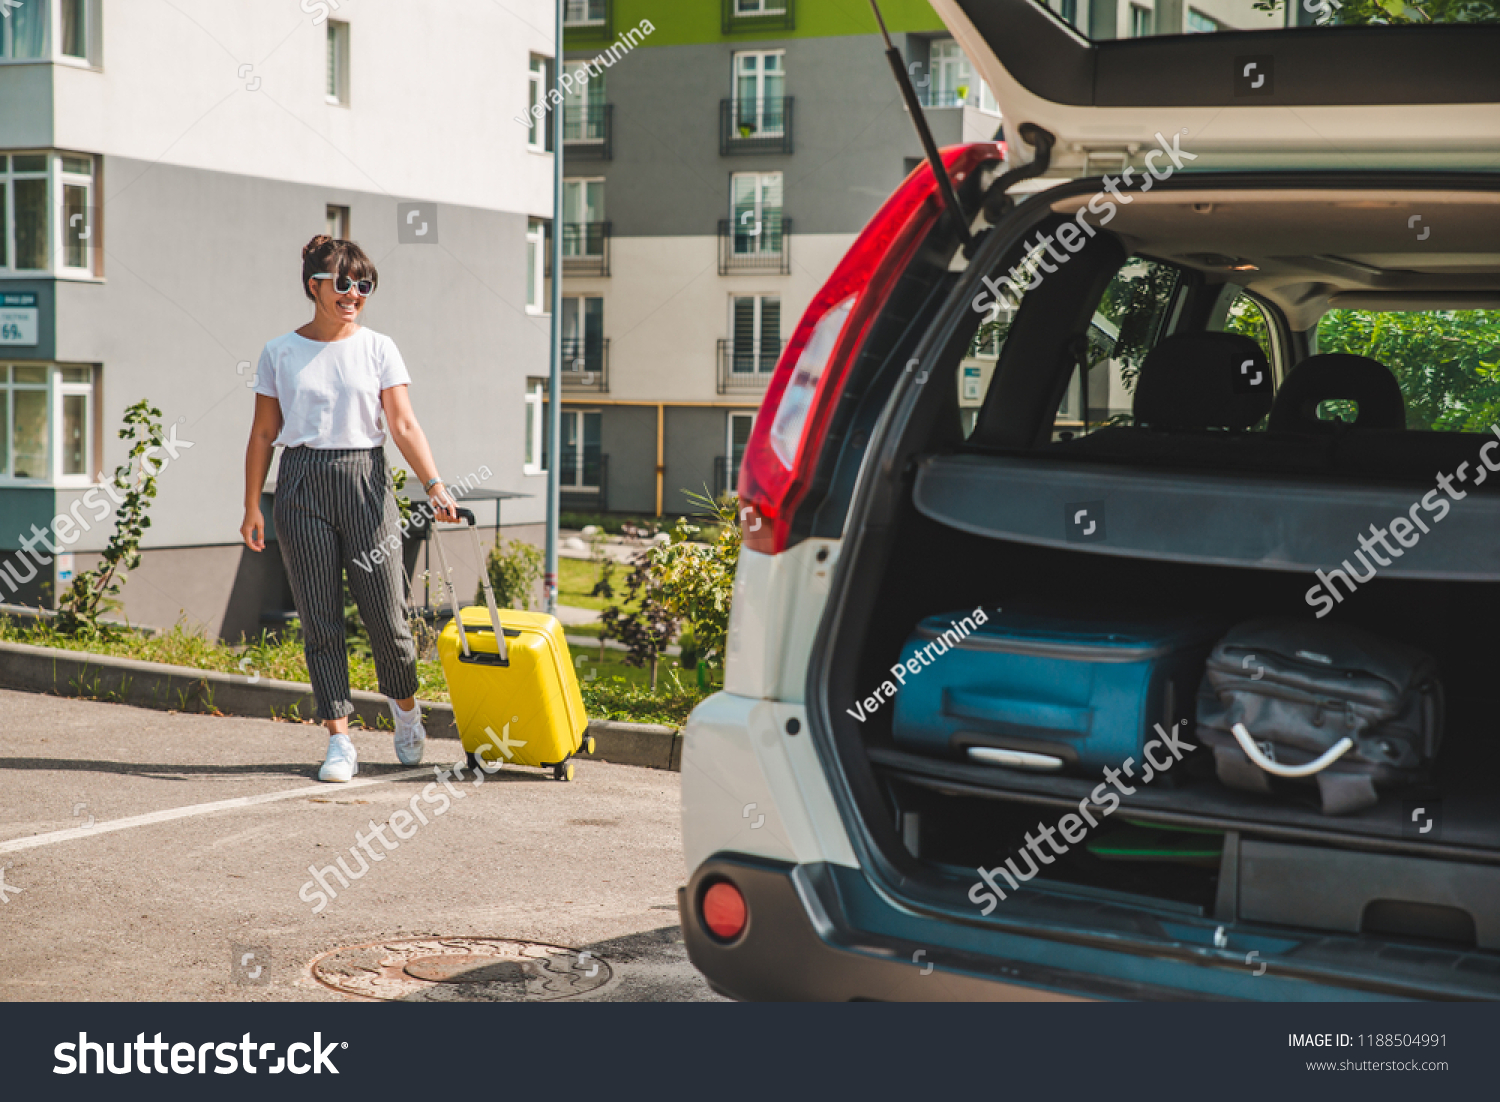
[{"xmin": 254, "ymin": 327, "xmax": 412, "ymax": 449}]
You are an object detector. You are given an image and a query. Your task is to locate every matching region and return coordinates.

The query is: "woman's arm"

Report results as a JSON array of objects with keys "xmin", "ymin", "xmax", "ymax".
[
  {"xmin": 241, "ymin": 394, "xmax": 283, "ymax": 551},
  {"xmin": 382, "ymin": 384, "xmax": 458, "ymax": 523}
]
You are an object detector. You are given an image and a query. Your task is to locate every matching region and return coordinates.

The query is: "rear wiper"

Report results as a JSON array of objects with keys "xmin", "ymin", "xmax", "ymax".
[{"xmin": 867, "ymin": 0, "xmax": 972, "ymax": 249}]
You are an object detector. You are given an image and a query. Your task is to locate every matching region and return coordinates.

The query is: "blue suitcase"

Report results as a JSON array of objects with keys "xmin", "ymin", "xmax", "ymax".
[{"xmin": 889, "ymin": 609, "xmax": 1220, "ymax": 774}]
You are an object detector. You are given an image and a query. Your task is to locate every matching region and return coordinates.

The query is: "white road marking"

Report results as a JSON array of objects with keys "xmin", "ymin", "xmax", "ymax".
[{"xmin": 0, "ymin": 765, "xmax": 450, "ymax": 855}]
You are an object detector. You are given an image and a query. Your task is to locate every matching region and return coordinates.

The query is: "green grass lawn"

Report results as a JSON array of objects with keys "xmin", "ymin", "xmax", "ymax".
[{"xmin": 557, "ymin": 555, "xmax": 632, "ymax": 612}]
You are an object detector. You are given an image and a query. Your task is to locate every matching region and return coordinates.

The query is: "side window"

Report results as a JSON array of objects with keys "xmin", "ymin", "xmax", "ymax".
[
  {"xmin": 1208, "ymin": 289, "xmax": 1275, "ymax": 372},
  {"xmin": 1051, "ymin": 257, "xmax": 1180, "ymax": 437}
]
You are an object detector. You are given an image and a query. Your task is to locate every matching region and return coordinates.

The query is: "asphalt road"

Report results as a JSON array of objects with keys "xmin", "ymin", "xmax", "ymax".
[{"xmin": 0, "ymin": 689, "xmax": 721, "ymax": 1002}]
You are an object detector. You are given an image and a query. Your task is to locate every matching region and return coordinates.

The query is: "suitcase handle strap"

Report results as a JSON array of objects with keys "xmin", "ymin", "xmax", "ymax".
[
  {"xmin": 1231, "ymin": 722, "xmax": 1353, "ymax": 778},
  {"xmin": 431, "ymin": 506, "xmax": 509, "ymax": 663}
]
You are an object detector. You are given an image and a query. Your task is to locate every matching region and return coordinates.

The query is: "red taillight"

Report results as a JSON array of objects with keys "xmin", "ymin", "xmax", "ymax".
[
  {"xmin": 738, "ymin": 142, "xmax": 1005, "ymax": 553},
  {"xmin": 702, "ymin": 881, "xmax": 748, "ymax": 940}
]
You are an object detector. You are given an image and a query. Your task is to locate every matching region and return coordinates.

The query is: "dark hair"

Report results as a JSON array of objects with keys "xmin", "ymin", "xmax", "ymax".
[{"xmin": 301, "ymin": 235, "xmax": 378, "ymax": 301}]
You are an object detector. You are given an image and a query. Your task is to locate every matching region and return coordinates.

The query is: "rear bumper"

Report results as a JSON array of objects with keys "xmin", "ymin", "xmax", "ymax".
[{"xmin": 679, "ymin": 854, "xmax": 1096, "ymax": 1002}]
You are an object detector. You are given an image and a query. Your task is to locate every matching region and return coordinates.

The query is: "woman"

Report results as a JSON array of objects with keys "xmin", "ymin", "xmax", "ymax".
[{"xmin": 240, "ymin": 235, "xmax": 458, "ymax": 782}]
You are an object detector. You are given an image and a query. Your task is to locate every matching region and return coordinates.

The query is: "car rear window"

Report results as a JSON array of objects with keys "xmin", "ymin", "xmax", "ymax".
[{"xmin": 1033, "ymin": 0, "xmax": 1500, "ymax": 39}]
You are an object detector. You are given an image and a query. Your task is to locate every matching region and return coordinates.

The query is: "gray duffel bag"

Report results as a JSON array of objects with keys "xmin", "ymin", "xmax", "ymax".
[{"xmin": 1196, "ymin": 619, "xmax": 1444, "ymax": 815}]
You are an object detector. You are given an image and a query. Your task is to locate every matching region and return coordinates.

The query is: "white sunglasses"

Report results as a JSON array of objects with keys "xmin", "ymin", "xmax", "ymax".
[{"xmin": 311, "ymin": 273, "xmax": 375, "ymax": 297}]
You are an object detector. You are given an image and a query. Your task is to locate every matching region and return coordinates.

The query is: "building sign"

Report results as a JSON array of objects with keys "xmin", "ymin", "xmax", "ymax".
[
  {"xmin": 961, "ymin": 365, "xmax": 983, "ymax": 402},
  {"xmin": 0, "ymin": 293, "xmax": 38, "ymax": 346}
]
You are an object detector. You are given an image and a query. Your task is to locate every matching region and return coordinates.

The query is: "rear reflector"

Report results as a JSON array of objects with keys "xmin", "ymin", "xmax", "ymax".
[
  {"xmin": 738, "ymin": 142, "xmax": 1005, "ymax": 553},
  {"xmin": 702, "ymin": 881, "xmax": 748, "ymax": 940}
]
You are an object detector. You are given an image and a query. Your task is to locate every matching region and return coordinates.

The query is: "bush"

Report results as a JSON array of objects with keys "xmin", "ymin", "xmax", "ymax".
[
  {"xmin": 651, "ymin": 491, "xmax": 741, "ymax": 668},
  {"xmin": 476, "ymin": 538, "xmax": 544, "ymax": 610}
]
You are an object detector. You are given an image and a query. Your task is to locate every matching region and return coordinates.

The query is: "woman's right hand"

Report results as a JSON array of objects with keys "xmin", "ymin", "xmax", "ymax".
[{"xmin": 241, "ymin": 507, "xmax": 266, "ymax": 552}]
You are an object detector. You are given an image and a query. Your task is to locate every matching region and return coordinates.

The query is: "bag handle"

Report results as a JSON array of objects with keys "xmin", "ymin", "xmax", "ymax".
[
  {"xmin": 1231, "ymin": 722, "xmax": 1353, "ymax": 778},
  {"xmin": 431, "ymin": 506, "xmax": 508, "ymax": 663}
]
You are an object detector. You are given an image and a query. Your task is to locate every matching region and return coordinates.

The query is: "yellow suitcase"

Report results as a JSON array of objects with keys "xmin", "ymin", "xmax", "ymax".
[{"xmin": 432, "ymin": 511, "xmax": 593, "ymax": 781}]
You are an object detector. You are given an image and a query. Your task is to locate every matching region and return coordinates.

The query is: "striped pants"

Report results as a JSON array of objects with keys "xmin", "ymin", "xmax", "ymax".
[{"xmin": 273, "ymin": 446, "xmax": 418, "ymax": 722}]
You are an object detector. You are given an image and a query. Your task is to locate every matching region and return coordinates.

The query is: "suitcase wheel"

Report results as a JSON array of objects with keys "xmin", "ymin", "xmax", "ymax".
[
  {"xmin": 582, "ymin": 736, "xmax": 596, "ymax": 756},
  {"xmin": 554, "ymin": 761, "xmax": 575, "ymax": 782}
]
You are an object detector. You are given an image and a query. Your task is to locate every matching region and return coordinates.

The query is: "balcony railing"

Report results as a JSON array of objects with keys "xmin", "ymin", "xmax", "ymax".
[
  {"xmin": 564, "ymin": 104, "xmax": 613, "ymax": 160},
  {"xmin": 545, "ymin": 221, "xmax": 612, "ymax": 277},
  {"xmin": 717, "ymin": 338, "xmax": 781, "ymax": 394},
  {"xmin": 720, "ymin": 98, "xmax": 793, "ymax": 156},
  {"xmin": 718, "ymin": 216, "xmax": 790, "ymax": 276},
  {"xmin": 713, "ymin": 455, "xmax": 743, "ymax": 501},
  {"xmin": 561, "ymin": 338, "xmax": 609, "ymax": 393},
  {"xmin": 563, "ymin": 0, "xmax": 612, "ymax": 42},
  {"xmin": 722, "ymin": 0, "xmax": 795, "ymax": 34},
  {"xmin": 561, "ymin": 452, "xmax": 608, "ymax": 508}
]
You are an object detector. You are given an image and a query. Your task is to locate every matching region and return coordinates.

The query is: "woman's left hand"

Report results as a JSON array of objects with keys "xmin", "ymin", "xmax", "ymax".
[{"xmin": 429, "ymin": 483, "xmax": 458, "ymax": 524}]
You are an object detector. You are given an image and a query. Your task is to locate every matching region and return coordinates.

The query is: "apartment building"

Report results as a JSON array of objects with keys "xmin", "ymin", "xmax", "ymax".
[
  {"xmin": 0, "ymin": 0, "xmax": 553, "ymax": 639},
  {"xmin": 550, "ymin": 0, "xmax": 1290, "ymax": 516}
]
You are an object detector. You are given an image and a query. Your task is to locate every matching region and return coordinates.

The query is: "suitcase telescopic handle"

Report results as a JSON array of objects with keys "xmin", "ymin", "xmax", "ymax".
[{"xmin": 430, "ymin": 506, "xmax": 508, "ymax": 663}]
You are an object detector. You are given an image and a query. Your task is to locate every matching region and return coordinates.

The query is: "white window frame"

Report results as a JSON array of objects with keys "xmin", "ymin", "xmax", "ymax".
[
  {"xmin": 561, "ymin": 294, "xmax": 605, "ymax": 363},
  {"xmin": 563, "ymin": 178, "xmax": 605, "ymax": 258},
  {"xmin": 730, "ymin": 172, "xmax": 782, "ymax": 256},
  {"xmin": 325, "ymin": 204, "xmax": 350, "ymax": 240},
  {"xmin": 560, "ymin": 408, "xmax": 601, "ymax": 491},
  {"xmin": 734, "ymin": 0, "xmax": 787, "ymax": 16},
  {"xmin": 563, "ymin": 0, "xmax": 607, "ymax": 28},
  {"xmin": 0, "ymin": 0, "xmax": 97, "ymax": 65},
  {"xmin": 527, "ymin": 55, "xmax": 548, "ymax": 152},
  {"xmin": 726, "ymin": 411, "xmax": 754, "ymax": 490},
  {"xmin": 1, "ymin": 151, "xmax": 100, "ymax": 277},
  {"xmin": 1186, "ymin": 8, "xmax": 1219, "ymax": 32},
  {"xmin": 525, "ymin": 218, "xmax": 548, "ymax": 315},
  {"xmin": 0, "ymin": 363, "xmax": 96, "ymax": 486},
  {"xmin": 523, "ymin": 380, "xmax": 545, "ymax": 474},
  {"xmin": 326, "ymin": 21, "xmax": 350, "ymax": 106},
  {"xmin": 563, "ymin": 61, "xmax": 604, "ymax": 145},
  {"xmin": 729, "ymin": 293, "xmax": 779, "ymax": 372},
  {"xmin": 732, "ymin": 50, "xmax": 785, "ymax": 137},
  {"xmin": 1129, "ymin": 3, "xmax": 1154, "ymax": 37}
]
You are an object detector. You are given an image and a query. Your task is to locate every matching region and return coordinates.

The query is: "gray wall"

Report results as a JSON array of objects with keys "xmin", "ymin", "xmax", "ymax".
[
  {"xmin": 598, "ymin": 404, "xmax": 658, "ymax": 515},
  {"xmin": 571, "ymin": 33, "xmax": 950, "ymax": 240},
  {"xmin": 664, "ymin": 406, "xmax": 725, "ymax": 516}
]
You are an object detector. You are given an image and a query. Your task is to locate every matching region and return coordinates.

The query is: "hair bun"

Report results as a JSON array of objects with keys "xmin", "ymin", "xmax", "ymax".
[{"xmin": 302, "ymin": 234, "xmax": 334, "ymax": 260}]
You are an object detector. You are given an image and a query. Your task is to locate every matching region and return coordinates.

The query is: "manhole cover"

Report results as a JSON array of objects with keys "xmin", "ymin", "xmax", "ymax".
[{"xmin": 310, "ymin": 937, "xmax": 613, "ymax": 1002}]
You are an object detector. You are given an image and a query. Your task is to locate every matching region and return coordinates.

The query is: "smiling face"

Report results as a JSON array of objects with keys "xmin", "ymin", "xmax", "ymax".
[{"xmin": 308, "ymin": 270, "xmax": 367, "ymax": 326}]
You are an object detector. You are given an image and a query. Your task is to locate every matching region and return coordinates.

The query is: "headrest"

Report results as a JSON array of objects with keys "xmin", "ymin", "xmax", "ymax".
[
  {"xmin": 1267, "ymin": 354, "xmax": 1406, "ymax": 434},
  {"xmin": 1133, "ymin": 332, "xmax": 1273, "ymax": 431}
]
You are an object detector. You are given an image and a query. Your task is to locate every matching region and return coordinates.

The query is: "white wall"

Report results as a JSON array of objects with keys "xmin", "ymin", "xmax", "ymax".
[{"xmin": 51, "ymin": 0, "xmax": 554, "ymax": 217}]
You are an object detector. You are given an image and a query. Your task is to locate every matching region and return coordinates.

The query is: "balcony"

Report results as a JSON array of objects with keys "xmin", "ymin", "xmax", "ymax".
[
  {"xmin": 546, "ymin": 221, "xmax": 612, "ymax": 277},
  {"xmin": 717, "ymin": 338, "xmax": 781, "ymax": 395},
  {"xmin": 561, "ymin": 453, "xmax": 609, "ymax": 510},
  {"xmin": 718, "ymin": 216, "xmax": 790, "ymax": 276},
  {"xmin": 561, "ymin": 338, "xmax": 609, "ymax": 393},
  {"xmin": 563, "ymin": 0, "xmax": 612, "ymax": 43},
  {"xmin": 713, "ymin": 455, "xmax": 743, "ymax": 501},
  {"xmin": 564, "ymin": 104, "xmax": 613, "ymax": 161},
  {"xmin": 720, "ymin": 98, "xmax": 793, "ymax": 156},
  {"xmin": 722, "ymin": 0, "xmax": 795, "ymax": 34}
]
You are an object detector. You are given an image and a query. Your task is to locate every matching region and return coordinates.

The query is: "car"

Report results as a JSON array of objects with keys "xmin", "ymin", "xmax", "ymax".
[{"xmin": 677, "ymin": 0, "xmax": 1500, "ymax": 1001}]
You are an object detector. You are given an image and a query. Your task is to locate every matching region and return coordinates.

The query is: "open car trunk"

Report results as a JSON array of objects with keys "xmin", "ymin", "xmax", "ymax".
[{"xmin": 807, "ymin": 169, "xmax": 1500, "ymax": 997}]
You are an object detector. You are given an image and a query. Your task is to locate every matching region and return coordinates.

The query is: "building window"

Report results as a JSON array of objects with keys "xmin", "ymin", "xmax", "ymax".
[
  {"xmin": 730, "ymin": 172, "xmax": 782, "ymax": 257},
  {"xmin": 1187, "ymin": 8, "xmax": 1219, "ymax": 32},
  {"xmin": 924, "ymin": 39, "xmax": 999, "ymax": 113},
  {"xmin": 524, "ymin": 380, "xmax": 545, "ymax": 474},
  {"xmin": 0, "ymin": 363, "xmax": 95, "ymax": 484},
  {"xmin": 1130, "ymin": 4, "xmax": 1154, "ymax": 37},
  {"xmin": 735, "ymin": 0, "xmax": 787, "ymax": 15},
  {"xmin": 726, "ymin": 411, "xmax": 754, "ymax": 492},
  {"xmin": 732, "ymin": 51, "xmax": 785, "ymax": 138},
  {"xmin": 561, "ymin": 296, "xmax": 605, "ymax": 363},
  {"xmin": 560, "ymin": 409, "xmax": 602, "ymax": 490},
  {"xmin": 1, "ymin": 152, "xmax": 99, "ymax": 276},
  {"xmin": 527, "ymin": 55, "xmax": 548, "ymax": 152},
  {"xmin": 326, "ymin": 21, "xmax": 350, "ymax": 105},
  {"xmin": 563, "ymin": 62, "xmax": 606, "ymax": 144},
  {"xmin": 730, "ymin": 295, "xmax": 779, "ymax": 374},
  {"xmin": 1, "ymin": 0, "xmax": 47, "ymax": 59},
  {"xmin": 562, "ymin": 178, "xmax": 605, "ymax": 257},
  {"xmin": 525, "ymin": 218, "xmax": 548, "ymax": 314},
  {"xmin": 1057, "ymin": 0, "xmax": 1078, "ymax": 26},
  {"xmin": 325, "ymin": 204, "xmax": 350, "ymax": 240},
  {"xmin": 564, "ymin": 0, "xmax": 608, "ymax": 26}
]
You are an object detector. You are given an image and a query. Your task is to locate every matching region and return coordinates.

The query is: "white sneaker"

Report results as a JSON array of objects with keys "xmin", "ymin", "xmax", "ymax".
[
  {"xmin": 319, "ymin": 733, "xmax": 359, "ymax": 783},
  {"xmin": 391, "ymin": 702, "xmax": 426, "ymax": 766}
]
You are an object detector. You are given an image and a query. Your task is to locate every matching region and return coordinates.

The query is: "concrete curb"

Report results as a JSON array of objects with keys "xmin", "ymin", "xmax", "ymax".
[{"xmin": 0, "ymin": 640, "xmax": 682, "ymax": 772}]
